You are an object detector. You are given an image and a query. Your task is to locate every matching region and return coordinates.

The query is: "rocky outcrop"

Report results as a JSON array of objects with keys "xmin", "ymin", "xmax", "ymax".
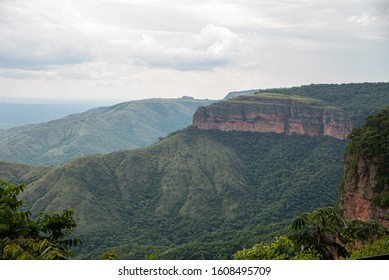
[
  {"xmin": 338, "ymin": 107, "xmax": 389, "ymax": 227},
  {"xmin": 193, "ymin": 93, "xmax": 352, "ymax": 140},
  {"xmin": 339, "ymin": 157, "xmax": 389, "ymax": 227}
]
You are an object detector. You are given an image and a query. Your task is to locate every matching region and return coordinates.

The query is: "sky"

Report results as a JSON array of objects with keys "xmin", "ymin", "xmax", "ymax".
[{"xmin": 0, "ymin": 0, "xmax": 388, "ymax": 101}]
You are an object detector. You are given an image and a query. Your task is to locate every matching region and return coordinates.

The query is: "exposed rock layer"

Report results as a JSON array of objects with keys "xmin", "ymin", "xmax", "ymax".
[
  {"xmin": 340, "ymin": 157, "xmax": 389, "ymax": 227},
  {"xmin": 193, "ymin": 93, "xmax": 352, "ymax": 140}
]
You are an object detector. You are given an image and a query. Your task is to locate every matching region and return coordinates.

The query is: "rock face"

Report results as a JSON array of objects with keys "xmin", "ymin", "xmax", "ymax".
[
  {"xmin": 193, "ymin": 93, "xmax": 352, "ymax": 140},
  {"xmin": 338, "ymin": 107, "xmax": 389, "ymax": 227},
  {"xmin": 339, "ymin": 157, "xmax": 389, "ymax": 227}
]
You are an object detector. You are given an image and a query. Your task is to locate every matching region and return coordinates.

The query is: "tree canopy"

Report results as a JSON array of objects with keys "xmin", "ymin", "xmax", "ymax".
[
  {"xmin": 288, "ymin": 207, "xmax": 348, "ymax": 259},
  {"xmin": 233, "ymin": 207, "xmax": 389, "ymax": 260},
  {"xmin": 0, "ymin": 180, "xmax": 81, "ymax": 259}
]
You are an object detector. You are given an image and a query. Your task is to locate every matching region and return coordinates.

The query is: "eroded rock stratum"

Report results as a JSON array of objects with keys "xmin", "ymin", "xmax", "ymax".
[{"xmin": 193, "ymin": 93, "xmax": 352, "ymax": 140}]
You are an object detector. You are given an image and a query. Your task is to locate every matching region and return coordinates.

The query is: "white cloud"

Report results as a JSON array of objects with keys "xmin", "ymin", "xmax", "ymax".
[
  {"xmin": 128, "ymin": 24, "xmax": 241, "ymax": 71},
  {"xmin": 0, "ymin": 0, "xmax": 388, "ymax": 100},
  {"xmin": 195, "ymin": 24, "xmax": 240, "ymax": 54},
  {"xmin": 0, "ymin": 0, "xmax": 96, "ymax": 69}
]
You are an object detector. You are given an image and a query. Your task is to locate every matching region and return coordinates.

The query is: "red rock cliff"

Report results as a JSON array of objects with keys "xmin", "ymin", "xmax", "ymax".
[
  {"xmin": 339, "ymin": 157, "xmax": 389, "ymax": 227},
  {"xmin": 338, "ymin": 107, "xmax": 389, "ymax": 227},
  {"xmin": 193, "ymin": 93, "xmax": 352, "ymax": 140}
]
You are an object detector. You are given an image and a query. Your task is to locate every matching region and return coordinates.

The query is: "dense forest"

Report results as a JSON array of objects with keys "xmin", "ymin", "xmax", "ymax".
[{"xmin": 10, "ymin": 127, "xmax": 345, "ymax": 259}]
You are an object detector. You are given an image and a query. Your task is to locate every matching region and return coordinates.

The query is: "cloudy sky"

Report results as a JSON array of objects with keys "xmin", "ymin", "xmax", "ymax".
[{"xmin": 0, "ymin": 0, "xmax": 388, "ymax": 101}]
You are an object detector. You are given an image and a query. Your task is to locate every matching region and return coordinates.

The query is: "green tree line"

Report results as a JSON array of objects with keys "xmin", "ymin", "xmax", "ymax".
[{"xmin": 233, "ymin": 207, "xmax": 389, "ymax": 260}]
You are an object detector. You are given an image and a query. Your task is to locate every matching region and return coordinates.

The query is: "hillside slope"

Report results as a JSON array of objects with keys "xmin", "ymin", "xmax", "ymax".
[
  {"xmin": 0, "ymin": 100, "xmax": 108, "ymax": 129},
  {"xmin": 16, "ymin": 127, "xmax": 346, "ymax": 259},
  {"xmin": 0, "ymin": 161, "xmax": 50, "ymax": 185},
  {"xmin": 0, "ymin": 98, "xmax": 213, "ymax": 165}
]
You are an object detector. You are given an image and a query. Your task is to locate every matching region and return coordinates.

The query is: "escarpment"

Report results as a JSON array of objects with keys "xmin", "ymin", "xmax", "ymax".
[{"xmin": 193, "ymin": 93, "xmax": 352, "ymax": 140}]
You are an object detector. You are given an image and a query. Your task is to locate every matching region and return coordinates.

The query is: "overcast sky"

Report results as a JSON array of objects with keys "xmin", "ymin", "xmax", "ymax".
[{"xmin": 0, "ymin": 0, "xmax": 388, "ymax": 101}]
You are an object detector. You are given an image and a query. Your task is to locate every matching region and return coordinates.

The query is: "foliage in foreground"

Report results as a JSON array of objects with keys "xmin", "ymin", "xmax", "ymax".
[
  {"xmin": 233, "ymin": 207, "xmax": 389, "ymax": 260},
  {"xmin": 288, "ymin": 207, "xmax": 348, "ymax": 259},
  {"xmin": 233, "ymin": 235, "xmax": 321, "ymax": 260},
  {"xmin": 0, "ymin": 180, "xmax": 81, "ymax": 259},
  {"xmin": 349, "ymin": 236, "xmax": 389, "ymax": 259}
]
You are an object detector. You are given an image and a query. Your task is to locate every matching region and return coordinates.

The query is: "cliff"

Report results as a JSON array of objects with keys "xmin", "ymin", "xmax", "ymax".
[
  {"xmin": 339, "ymin": 107, "xmax": 389, "ymax": 227},
  {"xmin": 193, "ymin": 93, "xmax": 352, "ymax": 140}
]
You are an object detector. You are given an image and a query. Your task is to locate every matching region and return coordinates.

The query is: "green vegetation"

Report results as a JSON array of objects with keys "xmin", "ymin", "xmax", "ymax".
[
  {"xmin": 249, "ymin": 82, "xmax": 389, "ymax": 127},
  {"xmin": 0, "ymin": 98, "xmax": 214, "ymax": 165},
  {"xmin": 2, "ymin": 127, "xmax": 345, "ymax": 259},
  {"xmin": 233, "ymin": 235, "xmax": 321, "ymax": 260},
  {"xmin": 346, "ymin": 106, "xmax": 389, "ymax": 159},
  {"xmin": 349, "ymin": 236, "xmax": 389, "ymax": 259},
  {"xmin": 1, "ymin": 83, "xmax": 388, "ymax": 259},
  {"xmin": 229, "ymin": 93, "xmax": 338, "ymax": 110},
  {"xmin": 2, "ymin": 83, "xmax": 388, "ymax": 166},
  {"xmin": 233, "ymin": 235, "xmax": 296, "ymax": 260},
  {"xmin": 234, "ymin": 106, "xmax": 389, "ymax": 260},
  {"xmin": 344, "ymin": 106, "xmax": 389, "ymax": 206},
  {"xmin": 215, "ymin": 93, "xmax": 340, "ymax": 116},
  {"xmin": 288, "ymin": 207, "xmax": 348, "ymax": 259},
  {"xmin": 233, "ymin": 207, "xmax": 389, "ymax": 260},
  {"xmin": 0, "ymin": 180, "xmax": 81, "ymax": 259}
]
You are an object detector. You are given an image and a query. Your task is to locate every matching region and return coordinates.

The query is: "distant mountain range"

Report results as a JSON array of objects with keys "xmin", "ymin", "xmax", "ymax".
[
  {"xmin": 0, "ymin": 83, "xmax": 388, "ymax": 166},
  {"xmin": 0, "ymin": 97, "xmax": 214, "ymax": 165},
  {"xmin": 0, "ymin": 99, "xmax": 111, "ymax": 129}
]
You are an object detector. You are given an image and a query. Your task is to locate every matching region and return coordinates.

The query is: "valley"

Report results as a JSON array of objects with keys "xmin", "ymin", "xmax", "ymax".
[
  {"xmin": 4, "ymin": 127, "xmax": 346, "ymax": 259},
  {"xmin": 1, "ymin": 82, "xmax": 389, "ymax": 259}
]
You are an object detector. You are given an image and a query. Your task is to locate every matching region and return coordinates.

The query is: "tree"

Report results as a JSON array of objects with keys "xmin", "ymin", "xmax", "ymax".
[
  {"xmin": 288, "ymin": 207, "xmax": 348, "ymax": 259},
  {"xmin": 343, "ymin": 219, "xmax": 388, "ymax": 259},
  {"xmin": 100, "ymin": 249, "xmax": 119, "ymax": 260},
  {"xmin": 349, "ymin": 236, "xmax": 389, "ymax": 259},
  {"xmin": 233, "ymin": 235, "xmax": 321, "ymax": 260},
  {"xmin": 233, "ymin": 207, "xmax": 389, "ymax": 260},
  {"xmin": 233, "ymin": 236, "xmax": 294, "ymax": 260},
  {"xmin": 0, "ymin": 180, "xmax": 81, "ymax": 259},
  {"xmin": 344, "ymin": 219, "xmax": 387, "ymax": 245}
]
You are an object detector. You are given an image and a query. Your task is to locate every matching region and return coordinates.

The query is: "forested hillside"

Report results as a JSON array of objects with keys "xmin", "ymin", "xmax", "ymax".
[
  {"xmin": 0, "ymin": 98, "xmax": 213, "ymax": 165},
  {"xmin": 4, "ymin": 127, "xmax": 346, "ymax": 259}
]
